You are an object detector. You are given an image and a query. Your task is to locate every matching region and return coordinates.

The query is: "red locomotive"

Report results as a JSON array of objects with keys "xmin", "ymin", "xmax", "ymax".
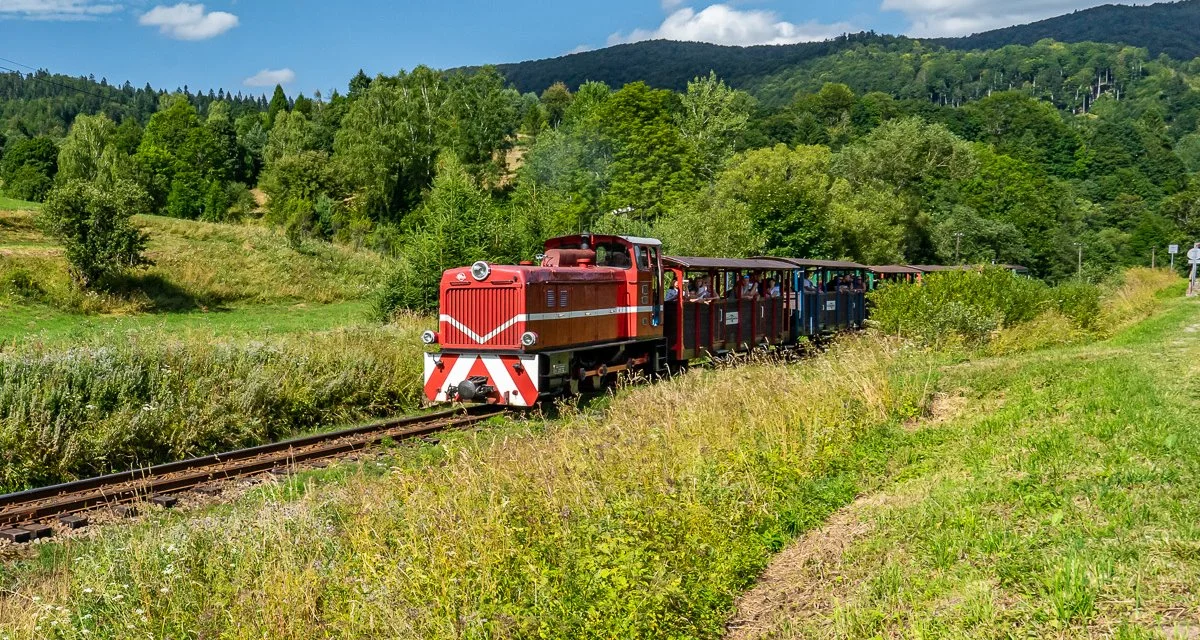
[{"xmin": 422, "ymin": 233, "xmax": 869, "ymax": 407}]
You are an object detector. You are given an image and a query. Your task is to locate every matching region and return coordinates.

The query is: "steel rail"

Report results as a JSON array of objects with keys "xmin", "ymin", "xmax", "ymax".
[{"xmin": 0, "ymin": 406, "xmax": 503, "ymax": 528}]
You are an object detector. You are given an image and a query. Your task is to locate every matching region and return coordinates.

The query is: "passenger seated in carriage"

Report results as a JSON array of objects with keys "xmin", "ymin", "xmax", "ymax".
[
  {"xmin": 693, "ymin": 276, "xmax": 715, "ymax": 301},
  {"xmin": 801, "ymin": 272, "xmax": 817, "ymax": 293},
  {"xmin": 739, "ymin": 274, "xmax": 758, "ymax": 300},
  {"xmin": 764, "ymin": 278, "xmax": 781, "ymax": 298}
]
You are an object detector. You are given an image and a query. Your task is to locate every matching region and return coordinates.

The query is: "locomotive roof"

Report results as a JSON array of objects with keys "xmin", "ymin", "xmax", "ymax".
[
  {"xmin": 663, "ymin": 256, "xmax": 797, "ymax": 271},
  {"xmin": 869, "ymin": 265, "xmax": 923, "ymax": 274},
  {"xmin": 618, "ymin": 235, "xmax": 663, "ymax": 246}
]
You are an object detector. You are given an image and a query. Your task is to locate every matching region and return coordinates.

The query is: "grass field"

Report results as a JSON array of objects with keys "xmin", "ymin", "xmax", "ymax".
[
  {"xmin": 0, "ymin": 208, "xmax": 424, "ymax": 492},
  {"xmin": 732, "ymin": 295, "xmax": 1200, "ymax": 638},
  {"xmin": 0, "ymin": 210, "xmax": 391, "ymax": 315},
  {"xmin": 0, "ymin": 195, "xmax": 40, "ymax": 212},
  {"xmin": 0, "ymin": 272, "xmax": 1183, "ymax": 639}
]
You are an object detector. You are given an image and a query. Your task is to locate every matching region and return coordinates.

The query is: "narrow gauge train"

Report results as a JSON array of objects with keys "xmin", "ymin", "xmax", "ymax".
[{"xmin": 421, "ymin": 233, "xmax": 870, "ymax": 407}]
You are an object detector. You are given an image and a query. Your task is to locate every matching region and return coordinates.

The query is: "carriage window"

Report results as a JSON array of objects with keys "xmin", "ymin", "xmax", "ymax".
[
  {"xmin": 559, "ymin": 289, "xmax": 569, "ymax": 307},
  {"xmin": 546, "ymin": 289, "xmax": 556, "ymax": 308}
]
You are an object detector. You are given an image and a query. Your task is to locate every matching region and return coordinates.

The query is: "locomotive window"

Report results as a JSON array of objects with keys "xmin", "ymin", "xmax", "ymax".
[
  {"xmin": 635, "ymin": 246, "xmax": 651, "ymax": 271},
  {"xmin": 595, "ymin": 244, "xmax": 631, "ymax": 268},
  {"xmin": 546, "ymin": 289, "xmax": 556, "ymax": 308},
  {"xmin": 559, "ymin": 289, "xmax": 569, "ymax": 307}
]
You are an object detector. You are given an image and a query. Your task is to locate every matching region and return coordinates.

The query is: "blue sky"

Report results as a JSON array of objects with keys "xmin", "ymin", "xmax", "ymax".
[{"xmin": 0, "ymin": 0, "xmax": 1138, "ymax": 97}]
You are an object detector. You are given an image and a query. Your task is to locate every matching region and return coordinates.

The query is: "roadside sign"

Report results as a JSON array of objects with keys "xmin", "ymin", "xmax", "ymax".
[
  {"xmin": 1189, "ymin": 246, "xmax": 1200, "ymax": 264},
  {"xmin": 1169, "ymin": 244, "xmax": 1179, "ymax": 254}
]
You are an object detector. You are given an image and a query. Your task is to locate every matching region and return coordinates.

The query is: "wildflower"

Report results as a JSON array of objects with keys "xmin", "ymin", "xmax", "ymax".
[
  {"xmin": 135, "ymin": 609, "xmax": 144, "ymax": 615},
  {"xmin": 159, "ymin": 587, "xmax": 169, "ymax": 594},
  {"xmin": 83, "ymin": 588, "xmax": 93, "ymax": 594}
]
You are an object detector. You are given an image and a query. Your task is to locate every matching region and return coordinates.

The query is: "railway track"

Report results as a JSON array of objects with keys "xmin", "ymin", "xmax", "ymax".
[{"xmin": 0, "ymin": 406, "xmax": 503, "ymax": 542}]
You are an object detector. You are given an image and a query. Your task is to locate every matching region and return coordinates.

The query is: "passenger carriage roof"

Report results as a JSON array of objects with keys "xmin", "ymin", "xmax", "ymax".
[
  {"xmin": 756, "ymin": 257, "xmax": 868, "ymax": 270},
  {"xmin": 910, "ymin": 265, "xmax": 971, "ymax": 272},
  {"xmin": 663, "ymin": 256, "xmax": 798, "ymax": 271},
  {"xmin": 869, "ymin": 265, "xmax": 923, "ymax": 275}
]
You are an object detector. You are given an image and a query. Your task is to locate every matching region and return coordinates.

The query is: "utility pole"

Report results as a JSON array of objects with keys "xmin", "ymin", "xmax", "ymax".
[
  {"xmin": 1073, "ymin": 242, "xmax": 1083, "ymax": 278},
  {"xmin": 1152, "ymin": 246, "xmax": 1156, "ymax": 269},
  {"xmin": 954, "ymin": 232, "xmax": 964, "ymax": 264}
]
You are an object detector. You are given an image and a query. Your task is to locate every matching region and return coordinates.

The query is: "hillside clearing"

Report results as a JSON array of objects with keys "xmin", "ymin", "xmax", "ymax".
[
  {"xmin": 0, "ymin": 210, "xmax": 392, "ymax": 316},
  {"xmin": 0, "ymin": 275, "xmax": 1185, "ymax": 638}
]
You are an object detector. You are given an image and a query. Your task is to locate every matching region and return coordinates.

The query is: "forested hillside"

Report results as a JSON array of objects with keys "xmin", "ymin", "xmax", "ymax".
[
  {"xmin": 492, "ymin": 33, "xmax": 890, "ymax": 94},
  {"xmin": 490, "ymin": 0, "xmax": 1200, "ymax": 95},
  {"xmin": 934, "ymin": 0, "xmax": 1200, "ymax": 61},
  {"xmin": 4, "ymin": 14, "xmax": 1200, "ymax": 318}
]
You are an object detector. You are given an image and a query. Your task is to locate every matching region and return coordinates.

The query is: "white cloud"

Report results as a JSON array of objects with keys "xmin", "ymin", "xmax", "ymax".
[
  {"xmin": 243, "ymin": 67, "xmax": 295, "ymax": 87},
  {"xmin": 880, "ymin": 0, "xmax": 1128, "ymax": 37},
  {"xmin": 661, "ymin": 0, "xmax": 684, "ymax": 9},
  {"xmin": 565, "ymin": 44, "xmax": 594, "ymax": 55},
  {"xmin": 608, "ymin": 4, "xmax": 853, "ymax": 47},
  {"xmin": 139, "ymin": 2, "xmax": 238, "ymax": 40},
  {"xmin": 0, "ymin": 0, "xmax": 122, "ymax": 21}
]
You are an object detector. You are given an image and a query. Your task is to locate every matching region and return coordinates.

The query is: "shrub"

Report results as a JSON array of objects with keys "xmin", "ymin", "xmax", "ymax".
[
  {"xmin": 1051, "ymin": 280, "xmax": 1102, "ymax": 329},
  {"xmin": 37, "ymin": 179, "xmax": 153, "ymax": 289},
  {"xmin": 0, "ymin": 266, "xmax": 44, "ymax": 302},
  {"xmin": 870, "ymin": 267, "xmax": 1052, "ymax": 344}
]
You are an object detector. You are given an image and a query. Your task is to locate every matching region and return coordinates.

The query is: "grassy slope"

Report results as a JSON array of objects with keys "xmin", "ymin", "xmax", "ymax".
[
  {"xmin": 0, "ymin": 210, "xmax": 390, "ymax": 324},
  {"xmin": 0, "ymin": 195, "xmax": 39, "ymax": 212},
  {"xmin": 734, "ymin": 296, "xmax": 1200, "ymax": 638},
  {"xmin": 0, "ymin": 276, "xmax": 1182, "ymax": 639},
  {"xmin": 0, "ymin": 210, "xmax": 428, "ymax": 492}
]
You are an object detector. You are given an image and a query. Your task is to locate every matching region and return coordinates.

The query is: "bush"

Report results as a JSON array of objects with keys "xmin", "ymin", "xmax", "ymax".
[
  {"xmin": 1051, "ymin": 280, "xmax": 1102, "ymax": 329},
  {"xmin": 0, "ymin": 267, "xmax": 44, "ymax": 302},
  {"xmin": 37, "ymin": 179, "xmax": 153, "ymax": 289},
  {"xmin": 870, "ymin": 267, "xmax": 1053, "ymax": 344}
]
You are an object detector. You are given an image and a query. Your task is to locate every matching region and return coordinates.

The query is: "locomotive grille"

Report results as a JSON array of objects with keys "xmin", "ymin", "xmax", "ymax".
[{"xmin": 444, "ymin": 286, "xmax": 523, "ymax": 347}]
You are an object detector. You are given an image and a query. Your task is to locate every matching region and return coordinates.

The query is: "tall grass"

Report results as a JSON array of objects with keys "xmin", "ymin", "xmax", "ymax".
[
  {"xmin": 0, "ymin": 322, "xmax": 425, "ymax": 492},
  {"xmin": 0, "ymin": 339, "xmax": 931, "ymax": 639}
]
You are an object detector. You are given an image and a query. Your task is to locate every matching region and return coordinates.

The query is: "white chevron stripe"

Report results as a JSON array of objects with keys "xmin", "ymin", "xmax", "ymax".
[{"xmin": 440, "ymin": 306, "xmax": 656, "ymax": 344}]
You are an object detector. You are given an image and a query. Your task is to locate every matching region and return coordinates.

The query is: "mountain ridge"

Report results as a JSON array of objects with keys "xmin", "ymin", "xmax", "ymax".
[{"xmin": 488, "ymin": 0, "xmax": 1200, "ymax": 94}]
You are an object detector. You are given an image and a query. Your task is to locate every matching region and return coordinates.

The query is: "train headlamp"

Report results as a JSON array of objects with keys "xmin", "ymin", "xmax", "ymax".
[
  {"xmin": 421, "ymin": 330, "xmax": 439, "ymax": 345},
  {"xmin": 470, "ymin": 261, "xmax": 491, "ymax": 281},
  {"xmin": 520, "ymin": 331, "xmax": 539, "ymax": 347}
]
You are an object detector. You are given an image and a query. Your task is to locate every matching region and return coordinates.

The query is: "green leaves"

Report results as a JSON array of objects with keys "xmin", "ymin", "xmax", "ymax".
[{"xmin": 38, "ymin": 179, "xmax": 152, "ymax": 289}]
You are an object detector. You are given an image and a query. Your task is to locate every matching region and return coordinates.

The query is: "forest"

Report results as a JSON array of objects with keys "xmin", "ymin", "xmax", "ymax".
[{"xmin": 3, "ymin": 35, "xmax": 1200, "ymax": 313}]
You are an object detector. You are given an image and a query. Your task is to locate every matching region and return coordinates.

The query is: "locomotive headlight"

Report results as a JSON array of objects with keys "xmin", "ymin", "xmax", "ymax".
[
  {"xmin": 421, "ymin": 330, "xmax": 439, "ymax": 345},
  {"xmin": 520, "ymin": 331, "xmax": 539, "ymax": 347},
  {"xmin": 470, "ymin": 261, "xmax": 491, "ymax": 281}
]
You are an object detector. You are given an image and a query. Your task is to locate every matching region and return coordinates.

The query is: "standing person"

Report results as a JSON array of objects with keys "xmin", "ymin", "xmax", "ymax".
[{"xmin": 665, "ymin": 272, "xmax": 680, "ymax": 302}]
